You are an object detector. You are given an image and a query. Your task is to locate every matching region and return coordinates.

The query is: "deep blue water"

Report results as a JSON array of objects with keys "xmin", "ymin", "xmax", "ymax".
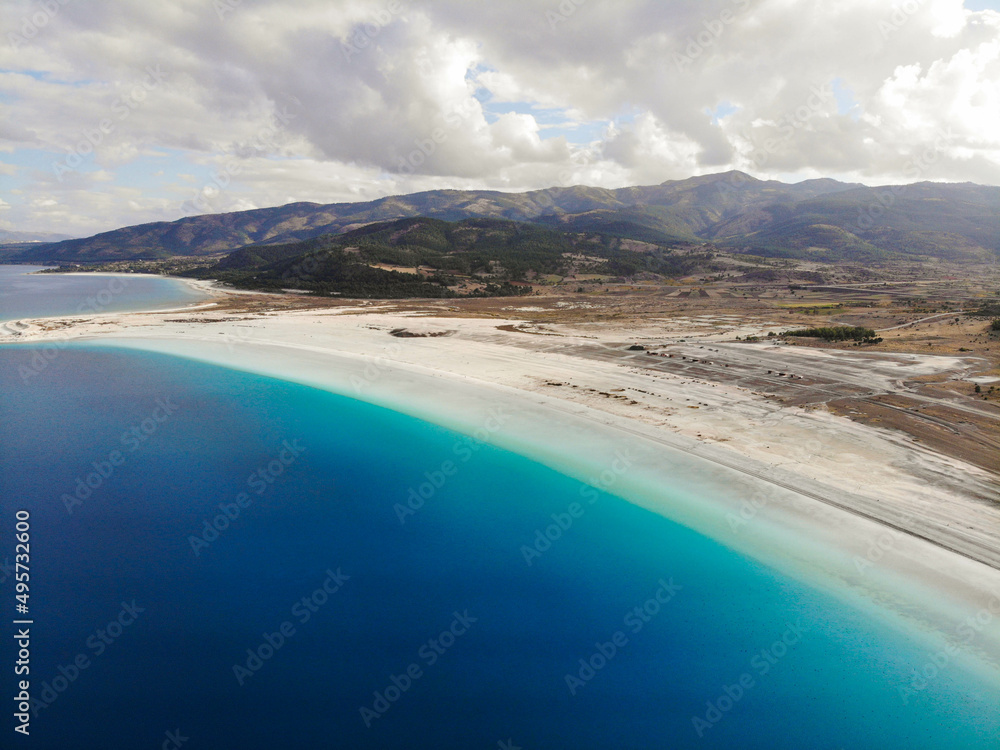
[
  {"xmin": 0, "ymin": 266, "xmax": 206, "ymax": 322},
  {"xmin": 1, "ymin": 344, "xmax": 998, "ymax": 749}
]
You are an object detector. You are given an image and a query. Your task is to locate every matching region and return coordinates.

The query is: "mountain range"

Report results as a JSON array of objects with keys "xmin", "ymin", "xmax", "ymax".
[
  {"xmin": 0, "ymin": 229, "xmax": 76, "ymax": 244},
  {"xmin": 6, "ymin": 171, "xmax": 999, "ymax": 264}
]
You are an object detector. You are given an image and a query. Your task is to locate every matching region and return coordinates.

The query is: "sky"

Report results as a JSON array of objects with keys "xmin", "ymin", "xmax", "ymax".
[{"xmin": 1, "ymin": 0, "xmax": 999, "ymax": 237}]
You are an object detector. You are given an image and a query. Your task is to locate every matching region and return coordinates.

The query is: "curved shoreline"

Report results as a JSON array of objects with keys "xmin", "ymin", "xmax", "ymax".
[
  {"xmin": 2, "ymin": 303, "xmax": 999, "ymax": 688},
  {"xmin": 46, "ymin": 333, "xmax": 1000, "ymax": 684},
  {"xmin": 0, "ymin": 268, "xmax": 216, "ymax": 325}
]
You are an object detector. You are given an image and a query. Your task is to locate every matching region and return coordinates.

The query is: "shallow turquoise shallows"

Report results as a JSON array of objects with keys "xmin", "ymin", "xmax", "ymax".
[
  {"xmin": 0, "ymin": 265, "xmax": 206, "ymax": 322},
  {"xmin": 0, "ymin": 343, "xmax": 997, "ymax": 750}
]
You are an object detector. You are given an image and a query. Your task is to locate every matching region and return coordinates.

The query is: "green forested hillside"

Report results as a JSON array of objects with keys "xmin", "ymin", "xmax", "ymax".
[{"xmin": 186, "ymin": 217, "xmax": 719, "ymax": 298}]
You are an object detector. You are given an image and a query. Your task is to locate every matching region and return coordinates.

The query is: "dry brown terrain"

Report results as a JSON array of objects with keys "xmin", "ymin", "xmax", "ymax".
[{"xmin": 180, "ymin": 257, "xmax": 1000, "ymax": 481}]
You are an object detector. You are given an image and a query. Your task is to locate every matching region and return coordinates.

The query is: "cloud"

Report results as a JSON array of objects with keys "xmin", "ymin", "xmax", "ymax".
[{"xmin": 0, "ymin": 0, "xmax": 998, "ymax": 234}]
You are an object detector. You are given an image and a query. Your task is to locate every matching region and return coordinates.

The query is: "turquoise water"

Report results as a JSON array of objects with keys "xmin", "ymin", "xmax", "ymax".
[
  {"xmin": 1, "ymin": 343, "xmax": 997, "ymax": 749},
  {"xmin": 0, "ymin": 265, "xmax": 207, "ymax": 322}
]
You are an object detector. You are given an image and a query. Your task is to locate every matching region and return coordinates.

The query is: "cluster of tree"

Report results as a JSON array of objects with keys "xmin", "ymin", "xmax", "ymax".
[
  {"xmin": 186, "ymin": 244, "xmax": 534, "ymax": 300},
  {"xmin": 184, "ymin": 216, "xmax": 717, "ymax": 299},
  {"xmin": 969, "ymin": 301, "xmax": 1000, "ymax": 318},
  {"xmin": 782, "ymin": 326, "xmax": 882, "ymax": 344},
  {"xmin": 333, "ymin": 218, "xmax": 584, "ymax": 279},
  {"xmin": 991, "ymin": 319, "xmax": 1000, "ymax": 332},
  {"xmin": 339, "ymin": 218, "xmax": 719, "ymax": 280},
  {"xmin": 600, "ymin": 247, "xmax": 718, "ymax": 278},
  {"xmin": 722, "ymin": 216, "xmax": 888, "ymax": 263}
]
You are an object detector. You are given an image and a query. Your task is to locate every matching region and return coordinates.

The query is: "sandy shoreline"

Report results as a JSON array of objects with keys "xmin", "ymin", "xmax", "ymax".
[
  {"xmin": 0, "ymin": 271, "xmax": 218, "ymax": 327},
  {"xmin": 2, "ymin": 297, "xmax": 999, "ymax": 682}
]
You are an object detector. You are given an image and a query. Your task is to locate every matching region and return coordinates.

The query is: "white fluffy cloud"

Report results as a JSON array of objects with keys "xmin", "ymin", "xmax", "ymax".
[{"xmin": 0, "ymin": 0, "xmax": 998, "ymax": 235}]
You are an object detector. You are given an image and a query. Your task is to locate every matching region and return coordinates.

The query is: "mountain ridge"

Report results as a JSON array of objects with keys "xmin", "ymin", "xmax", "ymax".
[{"xmin": 9, "ymin": 171, "xmax": 999, "ymax": 264}]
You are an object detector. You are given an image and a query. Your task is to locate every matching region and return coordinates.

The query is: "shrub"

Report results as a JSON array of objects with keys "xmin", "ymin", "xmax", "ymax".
[{"xmin": 782, "ymin": 326, "xmax": 878, "ymax": 342}]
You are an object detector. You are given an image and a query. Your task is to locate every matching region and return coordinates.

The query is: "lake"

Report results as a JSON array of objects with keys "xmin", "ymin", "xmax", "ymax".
[
  {"xmin": 0, "ymin": 265, "xmax": 208, "ymax": 323},
  {"xmin": 1, "ymin": 342, "xmax": 997, "ymax": 749}
]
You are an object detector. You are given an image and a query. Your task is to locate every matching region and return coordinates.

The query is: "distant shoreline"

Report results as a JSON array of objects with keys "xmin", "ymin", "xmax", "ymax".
[{"xmin": 0, "ymin": 267, "xmax": 218, "ymax": 326}]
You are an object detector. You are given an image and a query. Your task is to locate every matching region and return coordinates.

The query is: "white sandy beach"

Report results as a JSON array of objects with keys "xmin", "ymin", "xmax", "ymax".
[{"xmin": 2, "ymin": 293, "xmax": 999, "ymax": 683}]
